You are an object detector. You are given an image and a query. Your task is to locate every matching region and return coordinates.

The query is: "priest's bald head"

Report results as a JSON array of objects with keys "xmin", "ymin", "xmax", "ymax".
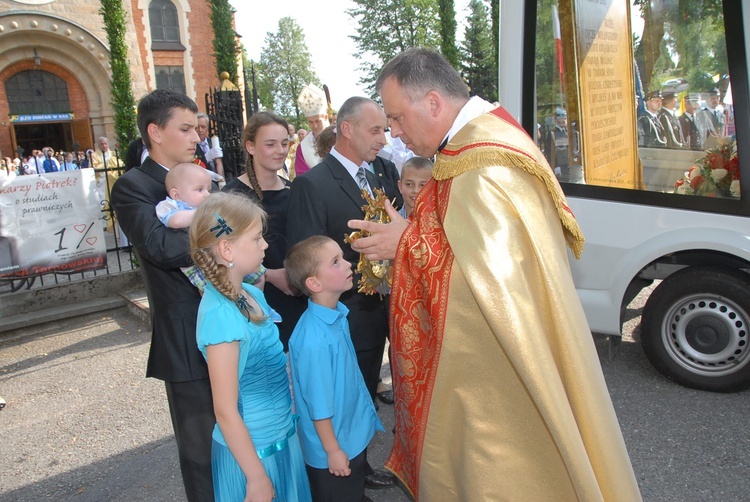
[{"xmin": 376, "ymin": 48, "xmax": 469, "ymax": 158}]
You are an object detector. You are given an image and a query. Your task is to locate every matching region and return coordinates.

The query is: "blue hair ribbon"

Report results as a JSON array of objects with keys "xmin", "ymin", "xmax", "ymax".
[{"xmin": 210, "ymin": 213, "xmax": 233, "ymax": 238}]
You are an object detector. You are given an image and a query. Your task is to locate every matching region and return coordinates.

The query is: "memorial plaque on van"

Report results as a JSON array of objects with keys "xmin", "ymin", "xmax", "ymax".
[{"xmin": 574, "ymin": 0, "xmax": 640, "ymax": 188}]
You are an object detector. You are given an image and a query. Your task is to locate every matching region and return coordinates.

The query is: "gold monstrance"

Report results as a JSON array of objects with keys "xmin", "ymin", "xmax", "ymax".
[{"xmin": 344, "ymin": 188, "xmax": 393, "ymax": 296}]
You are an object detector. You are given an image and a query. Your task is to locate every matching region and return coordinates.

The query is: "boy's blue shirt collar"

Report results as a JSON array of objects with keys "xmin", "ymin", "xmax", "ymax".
[{"xmin": 307, "ymin": 298, "xmax": 349, "ymax": 325}]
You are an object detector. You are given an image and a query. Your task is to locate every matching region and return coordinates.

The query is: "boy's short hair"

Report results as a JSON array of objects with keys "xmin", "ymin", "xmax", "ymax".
[
  {"xmin": 401, "ymin": 156, "xmax": 434, "ymax": 176},
  {"xmin": 165, "ymin": 162, "xmax": 208, "ymax": 192},
  {"xmin": 315, "ymin": 125, "xmax": 337, "ymax": 158},
  {"xmin": 137, "ymin": 90, "xmax": 198, "ymax": 150},
  {"xmin": 285, "ymin": 235, "xmax": 335, "ymax": 297}
]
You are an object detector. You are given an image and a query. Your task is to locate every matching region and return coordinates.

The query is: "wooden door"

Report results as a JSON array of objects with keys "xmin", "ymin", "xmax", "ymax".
[{"xmin": 71, "ymin": 118, "xmax": 93, "ymax": 151}]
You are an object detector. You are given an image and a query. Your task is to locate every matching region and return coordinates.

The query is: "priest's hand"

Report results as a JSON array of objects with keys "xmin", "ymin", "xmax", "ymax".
[{"xmin": 347, "ymin": 200, "xmax": 408, "ymax": 261}]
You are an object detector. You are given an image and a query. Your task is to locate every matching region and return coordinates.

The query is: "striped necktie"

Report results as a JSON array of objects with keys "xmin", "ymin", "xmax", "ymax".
[{"xmin": 356, "ymin": 166, "xmax": 372, "ymax": 197}]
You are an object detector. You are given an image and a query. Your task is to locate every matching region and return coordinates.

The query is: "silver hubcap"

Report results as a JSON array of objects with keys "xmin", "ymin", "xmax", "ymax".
[{"xmin": 661, "ymin": 294, "xmax": 750, "ymax": 377}]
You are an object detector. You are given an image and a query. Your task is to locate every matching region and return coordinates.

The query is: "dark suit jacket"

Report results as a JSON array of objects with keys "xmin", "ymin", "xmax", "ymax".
[
  {"xmin": 110, "ymin": 157, "xmax": 206, "ymax": 382},
  {"xmin": 370, "ymin": 156, "xmax": 403, "ymax": 210},
  {"xmin": 287, "ymin": 153, "xmax": 395, "ymax": 351},
  {"xmin": 679, "ymin": 112, "xmax": 700, "ymax": 150},
  {"xmin": 195, "ymin": 142, "xmax": 209, "ymax": 169},
  {"xmin": 658, "ymin": 109, "xmax": 685, "ymax": 148},
  {"xmin": 124, "ymin": 138, "xmax": 145, "ymax": 172},
  {"xmin": 638, "ymin": 113, "xmax": 667, "ymax": 148}
]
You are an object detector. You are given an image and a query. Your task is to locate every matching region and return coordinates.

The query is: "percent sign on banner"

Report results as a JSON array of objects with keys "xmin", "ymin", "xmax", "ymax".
[{"xmin": 0, "ymin": 170, "xmax": 107, "ymax": 279}]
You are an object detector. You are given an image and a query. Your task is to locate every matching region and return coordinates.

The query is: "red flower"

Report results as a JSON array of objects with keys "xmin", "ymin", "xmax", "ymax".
[
  {"xmin": 727, "ymin": 157, "xmax": 740, "ymax": 180},
  {"xmin": 674, "ymin": 179, "xmax": 685, "ymax": 188},
  {"xmin": 690, "ymin": 175, "xmax": 705, "ymax": 191},
  {"xmin": 707, "ymin": 153, "xmax": 725, "ymax": 170}
]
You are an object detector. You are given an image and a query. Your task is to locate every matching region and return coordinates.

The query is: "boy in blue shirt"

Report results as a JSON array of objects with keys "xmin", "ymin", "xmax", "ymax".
[{"xmin": 285, "ymin": 235, "xmax": 385, "ymax": 502}]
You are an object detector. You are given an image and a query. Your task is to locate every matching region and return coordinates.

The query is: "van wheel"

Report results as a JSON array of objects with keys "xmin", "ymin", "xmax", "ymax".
[{"xmin": 641, "ymin": 267, "xmax": 750, "ymax": 392}]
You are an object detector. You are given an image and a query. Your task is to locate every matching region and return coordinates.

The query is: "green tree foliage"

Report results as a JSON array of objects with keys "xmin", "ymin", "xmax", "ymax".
[
  {"xmin": 348, "ymin": 0, "xmax": 441, "ymax": 95},
  {"xmin": 99, "ymin": 0, "xmax": 138, "ymax": 147},
  {"xmin": 461, "ymin": 0, "xmax": 496, "ymax": 101},
  {"xmin": 438, "ymin": 0, "xmax": 460, "ymax": 69},
  {"xmin": 533, "ymin": 0, "xmax": 558, "ymax": 116},
  {"xmin": 533, "ymin": 0, "xmax": 727, "ymax": 119},
  {"xmin": 633, "ymin": 0, "xmax": 726, "ymax": 92},
  {"xmin": 210, "ymin": 0, "xmax": 239, "ymax": 83},
  {"xmin": 490, "ymin": 0, "xmax": 499, "ymax": 88},
  {"xmin": 258, "ymin": 17, "xmax": 321, "ymax": 126}
]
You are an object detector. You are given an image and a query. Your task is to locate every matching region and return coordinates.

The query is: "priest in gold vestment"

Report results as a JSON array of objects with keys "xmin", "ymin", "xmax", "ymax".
[{"xmin": 349, "ymin": 48, "xmax": 642, "ymax": 501}]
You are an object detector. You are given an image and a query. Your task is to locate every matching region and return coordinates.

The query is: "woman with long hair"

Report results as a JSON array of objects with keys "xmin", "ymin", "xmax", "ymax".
[{"xmin": 222, "ymin": 112, "xmax": 306, "ymax": 350}]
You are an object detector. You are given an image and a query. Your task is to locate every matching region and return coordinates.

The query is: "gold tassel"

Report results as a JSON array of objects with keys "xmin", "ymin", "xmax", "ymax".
[{"xmin": 435, "ymin": 148, "xmax": 585, "ymax": 259}]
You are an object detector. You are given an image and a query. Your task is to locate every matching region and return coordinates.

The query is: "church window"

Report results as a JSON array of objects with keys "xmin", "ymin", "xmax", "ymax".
[
  {"xmin": 5, "ymin": 70, "xmax": 71, "ymax": 115},
  {"xmin": 155, "ymin": 66, "xmax": 186, "ymax": 95},
  {"xmin": 149, "ymin": 0, "xmax": 184, "ymax": 50}
]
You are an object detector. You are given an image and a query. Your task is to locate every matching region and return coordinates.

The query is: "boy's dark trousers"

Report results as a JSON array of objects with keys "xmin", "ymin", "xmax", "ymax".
[{"xmin": 306, "ymin": 450, "xmax": 366, "ymax": 502}]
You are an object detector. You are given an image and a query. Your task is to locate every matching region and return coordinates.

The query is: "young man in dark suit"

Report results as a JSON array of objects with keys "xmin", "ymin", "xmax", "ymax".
[
  {"xmin": 286, "ymin": 96, "xmax": 398, "ymax": 491},
  {"xmin": 110, "ymin": 90, "xmax": 214, "ymax": 502}
]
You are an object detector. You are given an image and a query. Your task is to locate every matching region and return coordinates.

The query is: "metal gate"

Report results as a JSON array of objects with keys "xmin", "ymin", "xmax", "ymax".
[
  {"xmin": 205, "ymin": 87, "xmax": 244, "ymax": 181},
  {"xmin": 244, "ymin": 63, "xmax": 261, "ymax": 122}
]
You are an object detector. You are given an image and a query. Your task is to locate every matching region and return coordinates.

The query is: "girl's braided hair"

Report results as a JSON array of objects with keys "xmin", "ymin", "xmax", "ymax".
[{"xmin": 189, "ymin": 192, "xmax": 267, "ymax": 323}]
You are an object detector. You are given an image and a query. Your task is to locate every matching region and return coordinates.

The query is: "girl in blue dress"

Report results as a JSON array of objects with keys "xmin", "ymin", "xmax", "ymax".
[{"xmin": 189, "ymin": 192, "xmax": 311, "ymax": 502}]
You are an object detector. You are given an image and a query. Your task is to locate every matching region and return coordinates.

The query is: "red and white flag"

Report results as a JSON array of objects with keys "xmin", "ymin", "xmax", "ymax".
[{"xmin": 552, "ymin": 5, "xmax": 566, "ymax": 94}]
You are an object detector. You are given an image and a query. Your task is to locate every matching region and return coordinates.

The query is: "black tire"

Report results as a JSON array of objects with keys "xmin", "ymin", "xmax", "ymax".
[{"xmin": 641, "ymin": 266, "xmax": 750, "ymax": 392}]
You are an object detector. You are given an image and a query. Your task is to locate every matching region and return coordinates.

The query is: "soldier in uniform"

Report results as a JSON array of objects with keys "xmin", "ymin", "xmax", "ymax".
[
  {"xmin": 638, "ymin": 90, "xmax": 667, "ymax": 148},
  {"xmin": 658, "ymin": 91, "xmax": 685, "ymax": 148},
  {"xmin": 679, "ymin": 94, "xmax": 702, "ymax": 150},
  {"xmin": 543, "ymin": 108, "xmax": 570, "ymax": 181}
]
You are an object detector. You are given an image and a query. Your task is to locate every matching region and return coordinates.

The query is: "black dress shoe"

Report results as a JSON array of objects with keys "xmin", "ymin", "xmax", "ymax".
[
  {"xmin": 377, "ymin": 389, "xmax": 394, "ymax": 404},
  {"xmin": 365, "ymin": 469, "xmax": 395, "ymax": 489}
]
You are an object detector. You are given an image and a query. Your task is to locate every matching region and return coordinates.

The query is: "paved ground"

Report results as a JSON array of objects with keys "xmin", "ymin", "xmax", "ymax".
[
  {"xmin": 0, "ymin": 307, "xmax": 408, "ymax": 502},
  {"xmin": 2, "ymin": 287, "xmax": 750, "ymax": 501}
]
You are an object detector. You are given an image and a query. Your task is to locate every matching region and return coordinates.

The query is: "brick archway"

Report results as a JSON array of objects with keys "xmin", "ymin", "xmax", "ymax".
[
  {"xmin": 0, "ymin": 60, "xmax": 91, "ymax": 120},
  {"xmin": 0, "ymin": 60, "xmax": 92, "ymax": 157},
  {"xmin": 0, "ymin": 11, "xmax": 117, "ymax": 157}
]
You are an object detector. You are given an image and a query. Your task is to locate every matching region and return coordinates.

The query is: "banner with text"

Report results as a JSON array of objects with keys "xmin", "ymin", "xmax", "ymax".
[{"xmin": 0, "ymin": 170, "xmax": 106, "ymax": 279}]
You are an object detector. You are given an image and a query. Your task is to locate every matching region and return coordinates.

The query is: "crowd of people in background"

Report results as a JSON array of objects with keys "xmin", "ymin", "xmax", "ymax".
[
  {"xmin": 1, "ymin": 147, "xmax": 85, "ymax": 177},
  {"xmin": 0, "ymin": 136, "xmax": 127, "ymax": 178},
  {"xmin": 537, "ymin": 84, "xmax": 733, "ymax": 186},
  {"xmin": 637, "ymin": 86, "xmax": 730, "ymax": 150}
]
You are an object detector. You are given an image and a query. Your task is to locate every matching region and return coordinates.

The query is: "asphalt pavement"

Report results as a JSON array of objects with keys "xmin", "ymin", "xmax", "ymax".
[{"xmin": 2, "ymin": 289, "xmax": 750, "ymax": 501}]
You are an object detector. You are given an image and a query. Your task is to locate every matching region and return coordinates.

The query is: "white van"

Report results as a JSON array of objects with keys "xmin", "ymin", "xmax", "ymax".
[{"xmin": 498, "ymin": 0, "xmax": 750, "ymax": 391}]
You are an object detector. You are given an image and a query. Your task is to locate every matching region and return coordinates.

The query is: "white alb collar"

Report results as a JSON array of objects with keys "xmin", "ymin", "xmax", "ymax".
[{"xmin": 440, "ymin": 96, "xmax": 495, "ymax": 148}]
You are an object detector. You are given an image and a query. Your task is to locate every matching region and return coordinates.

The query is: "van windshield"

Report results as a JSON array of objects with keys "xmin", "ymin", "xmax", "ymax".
[{"xmin": 534, "ymin": 0, "xmax": 740, "ymax": 200}]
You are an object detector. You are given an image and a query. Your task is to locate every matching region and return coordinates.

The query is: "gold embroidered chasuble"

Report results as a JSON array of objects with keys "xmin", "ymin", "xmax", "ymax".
[{"xmin": 386, "ymin": 107, "xmax": 641, "ymax": 501}]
